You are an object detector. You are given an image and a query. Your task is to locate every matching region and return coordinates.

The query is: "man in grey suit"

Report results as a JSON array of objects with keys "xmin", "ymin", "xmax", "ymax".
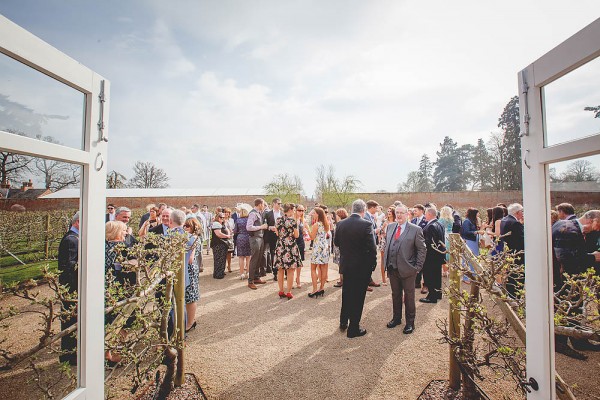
[{"xmin": 383, "ymin": 204, "xmax": 426, "ymax": 334}]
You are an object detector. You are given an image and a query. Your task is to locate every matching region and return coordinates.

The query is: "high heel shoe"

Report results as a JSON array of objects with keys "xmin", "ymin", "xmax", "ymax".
[
  {"xmin": 286, "ymin": 292, "xmax": 293, "ymax": 299},
  {"xmin": 316, "ymin": 289, "xmax": 325, "ymax": 297},
  {"xmin": 185, "ymin": 321, "xmax": 197, "ymax": 333},
  {"xmin": 308, "ymin": 291, "xmax": 317, "ymax": 298},
  {"xmin": 278, "ymin": 291, "xmax": 286, "ymax": 298}
]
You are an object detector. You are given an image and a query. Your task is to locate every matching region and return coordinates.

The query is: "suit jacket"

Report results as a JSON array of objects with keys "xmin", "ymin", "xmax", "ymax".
[
  {"xmin": 149, "ymin": 223, "xmax": 169, "ymax": 236},
  {"xmin": 500, "ymin": 215, "xmax": 525, "ymax": 264},
  {"xmin": 552, "ymin": 218, "xmax": 596, "ymax": 274},
  {"xmin": 383, "ymin": 222, "xmax": 426, "ymax": 278},
  {"xmin": 363, "ymin": 212, "xmax": 379, "ymax": 244},
  {"xmin": 333, "ymin": 214, "xmax": 377, "ymax": 277},
  {"xmin": 263, "ymin": 210, "xmax": 282, "ymax": 245},
  {"xmin": 58, "ymin": 229, "xmax": 79, "ymax": 292},
  {"xmin": 411, "ymin": 216, "xmax": 428, "ymax": 230},
  {"xmin": 423, "ymin": 218, "xmax": 446, "ymax": 266}
]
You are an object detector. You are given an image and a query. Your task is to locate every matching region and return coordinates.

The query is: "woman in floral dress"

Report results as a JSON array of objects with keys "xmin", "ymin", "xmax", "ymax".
[
  {"xmin": 308, "ymin": 207, "xmax": 330, "ymax": 297},
  {"xmin": 273, "ymin": 203, "xmax": 303, "ymax": 299}
]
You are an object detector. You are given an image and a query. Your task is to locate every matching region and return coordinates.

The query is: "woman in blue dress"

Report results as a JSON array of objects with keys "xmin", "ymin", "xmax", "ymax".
[
  {"xmin": 234, "ymin": 206, "xmax": 251, "ymax": 280},
  {"xmin": 460, "ymin": 208, "xmax": 483, "ymax": 283}
]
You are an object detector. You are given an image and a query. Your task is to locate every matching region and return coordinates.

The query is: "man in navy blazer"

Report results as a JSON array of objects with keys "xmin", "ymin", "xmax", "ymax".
[
  {"xmin": 334, "ymin": 199, "xmax": 377, "ymax": 338},
  {"xmin": 500, "ymin": 203, "xmax": 525, "ymax": 298},
  {"xmin": 420, "ymin": 208, "xmax": 446, "ymax": 303},
  {"xmin": 384, "ymin": 204, "xmax": 426, "ymax": 334}
]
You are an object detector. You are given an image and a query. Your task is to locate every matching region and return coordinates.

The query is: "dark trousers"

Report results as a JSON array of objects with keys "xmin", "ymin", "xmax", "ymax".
[
  {"xmin": 423, "ymin": 261, "xmax": 443, "ymax": 300},
  {"xmin": 266, "ymin": 240, "xmax": 277, "ymax": 275},
  {"xmin": 388, "ymin": 268, "xmax": 417, "ymax": 324},
  {"xmin": 340, "ymin": 272, "xmax": 370, "ymax": 331},
  {"xmin": 59, "ymin": 301, "xmax": 77, "ymax": 365},
  {"xmin": 415, "ymin": 270, "xmax": 423, "ymax": 288},
  {"xmin": 249, "ymin": 236, "xmax": 265, "ymax": 283}
]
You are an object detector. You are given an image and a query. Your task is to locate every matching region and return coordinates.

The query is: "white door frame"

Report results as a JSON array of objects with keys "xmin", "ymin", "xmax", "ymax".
[
  {"xmin": 520, "ymin": 18, "xmax": 600, "ymax": 399},
  {"xmin": 0, "ymin": 15, "xmax": 108, "ymax": 400}
]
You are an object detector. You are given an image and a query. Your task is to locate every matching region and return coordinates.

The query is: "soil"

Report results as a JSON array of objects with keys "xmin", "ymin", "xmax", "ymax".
[{"xmin": 1, "ymin": 252, "xmax": 600, "ymax": 399}]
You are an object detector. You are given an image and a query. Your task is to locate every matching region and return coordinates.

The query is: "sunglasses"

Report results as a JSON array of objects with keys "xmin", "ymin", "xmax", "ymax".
[{"xmin": 297, "ymin": 209, "xmax": 305, "ymax": 212}]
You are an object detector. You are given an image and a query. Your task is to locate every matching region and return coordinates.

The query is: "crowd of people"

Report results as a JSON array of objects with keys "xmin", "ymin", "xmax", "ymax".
[{"xmin": 57, "ymin": 197, "xmax": 600, "ymax": 364}]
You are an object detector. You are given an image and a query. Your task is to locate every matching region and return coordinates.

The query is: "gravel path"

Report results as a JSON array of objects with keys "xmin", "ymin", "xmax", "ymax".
[{"xmin": 186, "ymin": 252, "xmax": 452, "ymax": 400}]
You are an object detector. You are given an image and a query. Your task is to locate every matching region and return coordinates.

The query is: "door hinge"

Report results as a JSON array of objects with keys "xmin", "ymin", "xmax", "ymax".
[
  {"xmin": 98, "ymin": 80, "xmax": 108, "ymax": 142},
  {"xmin": 519, "ymin": 70, "xmax": 530, "ymax": 138}
]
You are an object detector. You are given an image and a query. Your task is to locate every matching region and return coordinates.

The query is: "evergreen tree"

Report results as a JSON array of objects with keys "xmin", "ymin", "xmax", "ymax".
[
  {"xmin": 416, "ymin": 154, "xmax": 434, "ymax": 191},
  {"xmin": 433, "ymin": 136, "xmax": 464, "ymax": 191},
  {"xmin": 397, "ymin": 171, "xmax": 420, "ymax": 192},
  {"xmin": 470, "ymin": 138, "xmax": 492, "ymax": 190},
  {"xmin": 498, "ymin": 96, "xmax": 522, "ymax": 190}
]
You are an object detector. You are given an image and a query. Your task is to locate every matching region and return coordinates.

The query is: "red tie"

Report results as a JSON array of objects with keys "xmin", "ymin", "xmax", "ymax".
[{"xmin": 394, "ymin": 225, "xmax": 402, "ymax": 240}]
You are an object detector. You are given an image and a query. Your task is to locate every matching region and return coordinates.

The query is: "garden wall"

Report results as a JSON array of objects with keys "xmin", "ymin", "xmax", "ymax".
[{"xmin": 2, "ymin": 190, "xmax": 599, "ymax": 211}]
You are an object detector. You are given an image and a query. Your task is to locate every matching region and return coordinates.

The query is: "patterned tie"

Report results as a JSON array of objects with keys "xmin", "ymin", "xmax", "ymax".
[{"xmin": 394, "ymin": 225, "xmax": 402, "ymax": 240}]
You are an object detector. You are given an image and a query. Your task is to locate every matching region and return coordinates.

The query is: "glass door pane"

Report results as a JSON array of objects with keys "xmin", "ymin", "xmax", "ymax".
[
  {"xmin": 542, "ymin": 57, "xmax": 600, "ymax": 147},
  {"xmin": 0, "ymin": 151, "xmax": 82, "ymax": 399},
  {"xmin": 549, "ymin": 154, "xmax": 600, "ymax": 399},
  {"xmin": 0, "ymin": 52, "xmax": 86, "ymax": 150}
]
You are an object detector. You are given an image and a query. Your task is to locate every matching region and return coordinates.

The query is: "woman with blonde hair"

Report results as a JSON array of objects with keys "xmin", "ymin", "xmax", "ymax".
[
  {"xmin": 183, "ymin": 217, "xmax": 201, "ymax": 332},
  {"xmin": 308, "ymin": 207, "xmax": 330, "ymax": 297},
  {"xmin": 234, "ymin": 205, "xmax": 252, "ymax": 279}
]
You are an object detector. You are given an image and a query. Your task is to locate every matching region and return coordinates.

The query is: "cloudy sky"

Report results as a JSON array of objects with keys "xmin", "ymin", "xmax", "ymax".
[{"xmin": 1, "ymin": 1, "xmax": 598, "ymax": 195}]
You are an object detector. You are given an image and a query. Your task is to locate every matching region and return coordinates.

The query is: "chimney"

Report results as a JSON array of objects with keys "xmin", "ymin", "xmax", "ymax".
[
  {"xmin": 20, "ymin": 179, "xmax": 34, "ymax": 191},
  {"xmin": 0, "ymin": 179, "xmax": 10, "ymax": 189}
]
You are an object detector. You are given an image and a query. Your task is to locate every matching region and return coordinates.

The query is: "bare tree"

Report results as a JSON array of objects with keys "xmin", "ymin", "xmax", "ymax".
[
  {"xmin": 29, "ymin": 135, "xmax": 80, "ymax": 191},
  {"xmin": 263, "ymin": 173, "xmax": 303, "ymax": 203},
  {"xmin": 128, "ymin": 161, "xmax": 169, "ymax": 188},
  {"xmin": 560, "ymin": 159, "xmax": 599, "ymax": 182},
  {"xmin": 0, "ymin": 130, "xmax": 31, "ymax": 186},
  {"xmin": 106, "ymin": 170, "xmax": 127, "ymax": 189},
  {"xmin": 315, "ymin": 164, "xmax": 361, "ymax": 208}
]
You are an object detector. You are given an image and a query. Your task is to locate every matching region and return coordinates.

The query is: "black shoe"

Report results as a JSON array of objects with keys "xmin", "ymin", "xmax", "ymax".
[
  {"xmin": 185, "ymin": 321, "xmax": 197, "ymax": 333},
  {"xmin": 403, "ymin": 325, "xmax": 415, "ymax": 334},
  {"xmin": 386, "ymin": 319, "xmax": 402, "ymax": 329},
  {"xmin": 556, "ymin": 342, "xmax": 588, "ymax": 360},
  {"xmin": 347, "ymin": 328, "xmax": 367, "ymax": 338},
  {"xmin": 339, "ymin": 322, "xmax": 348, "ymax": 331},
  {"xmin": 419, "ymin": 297, "xmax": 437, "ymax": 304},
  {"xmin": 571, "ymin": 339, "xmax": 600, "ymax": 351}
]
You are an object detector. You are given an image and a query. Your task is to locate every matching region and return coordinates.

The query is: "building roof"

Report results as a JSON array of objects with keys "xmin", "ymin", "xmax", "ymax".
[
  {"xmin": 550, "ymin": 181, "xmax": 600, "ymax": 192},
  {"xmin": 41, "ymin": 187, "xmax": 265, "ymax": 199},
  {"xmin": 0, "ymin": 188, "xmax": 51, "ymax": 200}
]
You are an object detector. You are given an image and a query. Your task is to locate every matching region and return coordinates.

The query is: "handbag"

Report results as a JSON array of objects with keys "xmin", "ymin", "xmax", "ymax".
[{"xmin": 224, "ymin": 238, "xmax": 235, "ymax": 251}]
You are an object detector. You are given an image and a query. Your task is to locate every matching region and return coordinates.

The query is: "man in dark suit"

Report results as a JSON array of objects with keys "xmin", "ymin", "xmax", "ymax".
[
  {"xmin": 384, "ymin": 204, "xmax": 426, "ymax": 334},
  {"xmin": 500, "ymin": 203, "xmax": 525, "ymax": 298},
  {"xmin": 105, "ymin": 204, "xmax": 116, "ymax": 222},
  {"xmin": 150, "ymin": 208, "xmax": 172, "ymax": 236},
  {"xmin": 334, "ymin": 199, "xmax": 377, "ymax": 338},
  {"xmin": 58, "ymin": 211, "xmax": 80, "ymax": 365},
  {"xmin": 264, "ymin": 198, "xmax": 282, "ymax": 279},
  {"xmin": 420, "ymin": 207, "xmax": 446, "ymax": 303},
  {"xmin": 411, "ymin": 204, "xmax": 429, "ymax": 291},
  {"xmin": 553, "ymin": 209, "xmax": 600, "ymax": 357}
]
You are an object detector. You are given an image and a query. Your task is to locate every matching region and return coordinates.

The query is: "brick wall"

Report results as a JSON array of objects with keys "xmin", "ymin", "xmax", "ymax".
[{"xmin": 2, "ymin": 191, "xmax": 599, "ymax": 212}]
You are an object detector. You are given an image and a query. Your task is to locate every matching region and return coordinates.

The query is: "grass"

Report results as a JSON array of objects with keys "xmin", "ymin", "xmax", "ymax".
[{"xmin": 0, "ymin": 260, "xmax": 58, "ymax": 286}]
